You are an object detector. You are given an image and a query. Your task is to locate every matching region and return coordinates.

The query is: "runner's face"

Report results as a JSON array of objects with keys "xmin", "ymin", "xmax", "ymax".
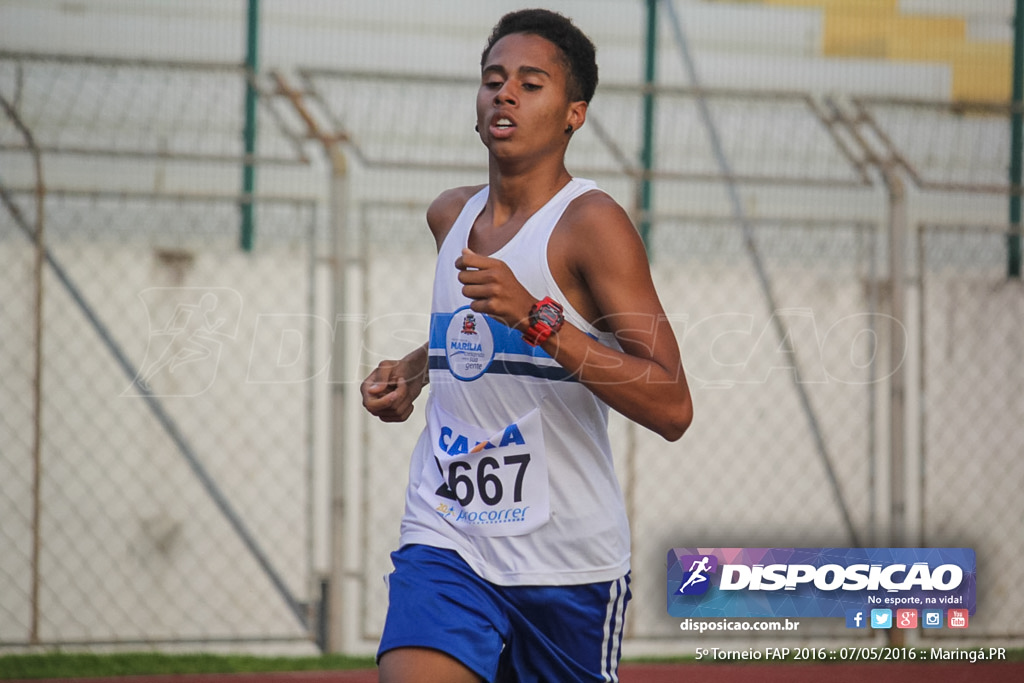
[{"xmin": 477, "ymin": 32, "xmax": 584, "ymax": 157}]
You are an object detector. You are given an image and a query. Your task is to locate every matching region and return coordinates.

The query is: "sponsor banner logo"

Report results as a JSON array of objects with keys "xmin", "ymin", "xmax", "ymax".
[{"xmin": 667, "ymin": 548, "xmax": 975, "ymax": 619}]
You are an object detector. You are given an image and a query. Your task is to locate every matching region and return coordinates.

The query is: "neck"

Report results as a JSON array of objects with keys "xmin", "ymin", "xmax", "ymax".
[{"xmin": 486, "ymin": 162, "xmax": 573, "ymax": 226}]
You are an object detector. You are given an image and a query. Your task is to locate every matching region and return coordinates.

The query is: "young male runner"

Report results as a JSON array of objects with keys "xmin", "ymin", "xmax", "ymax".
[{"xmin": 361, "ymin": 9, "xmax": 693, "ymax": 682}]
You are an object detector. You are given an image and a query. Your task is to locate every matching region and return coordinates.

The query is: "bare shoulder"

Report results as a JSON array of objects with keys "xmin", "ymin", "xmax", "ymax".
[
  {"xmin": 550, "ymin": 188, "xmax": 657, "ymax": 326},
  {"xmin": 564, "ymin": 189, "xmax": 633, "ymax": 227},
  {"xmin": 426, "ymin": 185, "xmax": 486, "ymax": 248},
  {"xmin": 558, "ymin": 189, "xmax": 648, "ymax": 267}
]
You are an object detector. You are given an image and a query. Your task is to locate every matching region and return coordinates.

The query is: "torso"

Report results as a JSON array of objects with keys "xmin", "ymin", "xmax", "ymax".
[
  {"xmin": 429, "ymin": 180, "xmax": 622, "ymax": 333},
  {"xmin": 401, "ymin": 177, "xmax": 631, "ymax": 585}
]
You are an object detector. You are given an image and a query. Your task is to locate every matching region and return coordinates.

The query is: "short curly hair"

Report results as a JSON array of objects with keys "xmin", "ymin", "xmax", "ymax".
[{"xmin": 480, "ymin": 9, "xmax": 599, "ymax": 104}]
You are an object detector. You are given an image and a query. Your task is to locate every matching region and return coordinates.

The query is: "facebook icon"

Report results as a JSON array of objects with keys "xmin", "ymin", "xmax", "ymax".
[{"xmin": 845, "ymin": 609, "xmax": 867, "ymax": 629}]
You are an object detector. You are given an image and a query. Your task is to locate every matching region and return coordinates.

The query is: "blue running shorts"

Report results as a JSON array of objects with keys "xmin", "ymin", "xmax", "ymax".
[{"xmin": 377, "ymin": 544, "xmax": 631, "ymax": 683}]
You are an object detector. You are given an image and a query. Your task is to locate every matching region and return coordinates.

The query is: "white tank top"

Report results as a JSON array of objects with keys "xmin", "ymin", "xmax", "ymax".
[{"xmin": 398, "ymin": 178, "xmax": 631, "ymax": 586}]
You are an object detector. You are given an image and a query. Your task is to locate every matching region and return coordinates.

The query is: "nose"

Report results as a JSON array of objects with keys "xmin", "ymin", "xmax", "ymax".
[{"xmin": 494, "ymin": 83, "xmax": 517, "ymax": 106}]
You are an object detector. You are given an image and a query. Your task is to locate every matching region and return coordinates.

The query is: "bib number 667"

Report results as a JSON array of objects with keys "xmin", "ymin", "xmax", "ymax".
[{"xmin": 434, "ymin": 453, "xmax": 531, "ymax": 507}]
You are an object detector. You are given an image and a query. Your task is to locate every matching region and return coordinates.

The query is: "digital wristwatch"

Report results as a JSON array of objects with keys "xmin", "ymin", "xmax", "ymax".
[{"xmin": 522, "ymin": 296, "xmax": 564, "ymax": 347}]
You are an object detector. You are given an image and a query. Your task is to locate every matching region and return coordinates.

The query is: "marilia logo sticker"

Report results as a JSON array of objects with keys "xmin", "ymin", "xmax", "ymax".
[{"xmin": 667, "ymin": 548, "xmax": 975, "ymax": 619}]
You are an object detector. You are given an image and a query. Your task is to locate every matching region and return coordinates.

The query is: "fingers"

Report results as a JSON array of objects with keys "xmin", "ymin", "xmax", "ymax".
[
  {"xmin": 455, "ymin": 247, "xmax": 488, "ymax": 271},
  {"xmin": 361, "ymin": 360, "xmax": 398, "ymax": 398},
  {"xmin": 456, "ymin": 248, "xmax": 511, "ymax": 281},
  {"xmin": 456, "ymin": 248, "xmax": 506, "ymax": 295},
  {"xmin": 364, "ymin": 381, "xmax": 414, "ymax": 422},
  {"xmin": 361, "ymin": 362, "xmax": 415, "ymax": 422},
  {"xmin": 455, "ymin": 248, "xmax": 533, "ymax": 327},
  {"xmin": 374, "ymin": 391, "xmax": 415, "ymax": 423},
  {"xmin": 456, "ymin": 249, "xmax": 496, "ymax": 310}
]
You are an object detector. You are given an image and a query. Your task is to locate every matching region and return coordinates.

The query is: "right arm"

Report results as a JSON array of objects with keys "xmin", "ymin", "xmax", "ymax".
[
  {"xmin": 360, "ymin": 343, "xmax": 429, "ymax": 423},
  {"xmin": 360, "ymin": 186, "xmax": 482, "ymax": 423}
]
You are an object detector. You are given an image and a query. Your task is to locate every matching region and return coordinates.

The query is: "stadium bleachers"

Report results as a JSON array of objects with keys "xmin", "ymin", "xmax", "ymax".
[{"xmin": 753, "ymin": 0, "xmax": 1014, "ymax": 101}]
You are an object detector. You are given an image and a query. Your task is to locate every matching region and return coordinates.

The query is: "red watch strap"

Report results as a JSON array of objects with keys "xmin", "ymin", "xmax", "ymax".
[{"xmin": 522, "ymin": 320, "xmax": 554, "ymax": 346}]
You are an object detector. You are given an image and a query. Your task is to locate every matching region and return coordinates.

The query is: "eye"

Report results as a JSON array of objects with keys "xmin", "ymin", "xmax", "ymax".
[
  {"xmin": 484, "ymin": 80, "xmax": 503, "ymax": 89},
  {"xmin": 522, "ymin": 83, "xmax": 541, "ymax": 91}
]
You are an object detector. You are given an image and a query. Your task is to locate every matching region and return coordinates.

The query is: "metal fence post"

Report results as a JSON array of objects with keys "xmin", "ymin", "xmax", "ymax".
[
  {"xmin": 883, "ymin": 167, "xmax": 908, "ymax": 648},
  {"xmin": 327, "ymin": 152, "xmax": 361, "ymax": 655},
  {"xmin": 884, "ymin": 168, "xmax": 907, "ymax": 546},
  {"xmin": 1009, "ymin": 0, "xmax": 1022, "ymax": 277},
  {"xmin": 240, "ymin": 0, "xmax": 260, "ymax": 251},
  {"xmin": 0, "ymin": 92, "xmax": 46, "ymax": 645}
]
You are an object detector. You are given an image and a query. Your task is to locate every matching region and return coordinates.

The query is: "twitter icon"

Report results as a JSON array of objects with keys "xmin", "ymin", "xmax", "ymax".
[{"xmin": 870, "ymin": 609, "xmax": 892, "ymax": 629}]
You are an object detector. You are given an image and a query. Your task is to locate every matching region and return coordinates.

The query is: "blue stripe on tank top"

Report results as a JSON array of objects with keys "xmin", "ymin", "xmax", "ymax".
[{"xmin": 429, "ymin": 311, "xmax": 579, "ymax": 382}]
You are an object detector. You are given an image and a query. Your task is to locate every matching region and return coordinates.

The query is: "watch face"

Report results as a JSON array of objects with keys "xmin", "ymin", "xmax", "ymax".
[
  {"xmin": 536, "ymin": 307, "xmax": 561, "ymax": 325},
  {"xmin": 533, "ymin": 302, "xmax": 563, "ymax": 328}
]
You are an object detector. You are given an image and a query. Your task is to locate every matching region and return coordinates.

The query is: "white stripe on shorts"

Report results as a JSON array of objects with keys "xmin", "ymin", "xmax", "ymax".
[{"xmin": 600, "ymin": 576, "xmax": 627, "ymax": 683}]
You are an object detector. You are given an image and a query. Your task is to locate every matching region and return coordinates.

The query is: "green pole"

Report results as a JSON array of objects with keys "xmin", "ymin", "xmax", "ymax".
[
  {"xmin": 241, "ymin": 0, "xmax": 259, "ymax": 252},
  {"xmin": 1010, "ymin": 0, "xmax": 1022, "ymax": 277},
  {"xmin": 639, "ymin": 0, "xmax": 657, "ymax": 252}
]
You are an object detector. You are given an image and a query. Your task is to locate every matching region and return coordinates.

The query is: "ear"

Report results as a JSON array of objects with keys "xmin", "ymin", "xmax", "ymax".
[{"xmin": 566, "ymin": 100, "xmax": 587, "ymax": 135}]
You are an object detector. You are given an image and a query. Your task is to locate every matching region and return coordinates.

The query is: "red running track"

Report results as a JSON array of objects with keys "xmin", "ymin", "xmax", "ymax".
[{"xmin": 10, "ymin": 661, "xmax": 1023, "ymax": 683}]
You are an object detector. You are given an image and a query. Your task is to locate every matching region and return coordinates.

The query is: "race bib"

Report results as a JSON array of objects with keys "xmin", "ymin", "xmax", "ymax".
[{"xmin": 418, "ymin": 404, "xmax": 549, "ymax": 537}]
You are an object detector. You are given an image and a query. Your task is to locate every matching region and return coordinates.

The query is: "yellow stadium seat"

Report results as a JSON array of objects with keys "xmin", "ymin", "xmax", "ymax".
[
  {"xmin": 824, "ymin": 13, "xmax": 965, "ymax": 58},
  {"xmin": 763, "ymin": 0, "xmax": 897, "ymax": 13},
  {"xmin": 710, "ymin": 0, "xmax": 1012, "ymax": 101}
]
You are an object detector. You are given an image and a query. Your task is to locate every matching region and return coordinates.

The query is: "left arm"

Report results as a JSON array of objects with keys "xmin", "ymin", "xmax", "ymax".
[{"xmin": 455, "ymin": 194, "xmax": 692, "ymax": 441}]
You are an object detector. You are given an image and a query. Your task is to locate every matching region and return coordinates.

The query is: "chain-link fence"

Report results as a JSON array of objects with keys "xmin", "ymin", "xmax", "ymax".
[
  {"xmin": 917, "ymin": 222, "xmax": 1024, "ymax": 642},
  {"xmin": 1, "ymin": 52, "xmax": 327, "ymax": 652},
  {"xmin": 0, "ymin": 185, "xmax": 325, "ymax": 649},
  {"xmin": 2, "ymin": 0, "xmax": 1022, "ymax": 659}
]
